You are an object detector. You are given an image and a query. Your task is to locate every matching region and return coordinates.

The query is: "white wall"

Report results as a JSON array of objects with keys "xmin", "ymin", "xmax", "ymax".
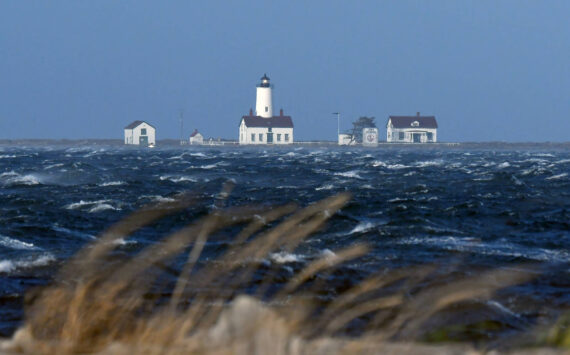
[
  {"xmin": 239, "ymin": 120, "xmax": 293, "ymax": 145},
  {"xmin": 387, "ymin": 126, "xmax": 437, "ymax": 143},
  {"xmin": 338, "ymin": 134, "xmax": 355, "ymax": 145},
  {"xmin": 255, "ymin": 87, "xmax": 272, "ymax": 118},
  {"xmin": 190, "ymin": 133, "xmax": 203, "ymax": 145},
  {"xmin": 124, "ymin": 122, "xmax": 156, "ymax": 145}
]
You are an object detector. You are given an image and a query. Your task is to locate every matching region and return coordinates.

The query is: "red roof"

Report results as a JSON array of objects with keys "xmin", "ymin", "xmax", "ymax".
[
  {"xmin": 190, "ymin": 129, "xmax": 200, "ymax": 137},
  {"xmin": 241, "ymin": 115, "xmax": 294, "ymax": 128}
]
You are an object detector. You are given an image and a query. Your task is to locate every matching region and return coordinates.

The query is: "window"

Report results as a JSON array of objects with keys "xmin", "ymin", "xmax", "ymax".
[
  {"xmin": 277, "ymin": 134, "xmax": 281, "ymax": 142},
  {"xmin": 265, "ymin": 106, "xmax": 268, "ymax": 112},
  {"xmin": 427, "ymin": 132, "xmax": 433, "ymax": 141},
  {"xmin": 259, "ymin": 133, "xmax": 263, "ymax": 142},
  {"xmin": 251, "ymin": 134, "xmax": 255, "ymax": 142},
  {"xmin": 411, "ymin": 121, "xmax": 419, "ymax": 127},
  {"xmin": 399, "ymin": 132, "xmax": 405, "ymax": 140},
  {"xmin": 285, "ymin": 134, "xmax": 289, "ymax": 142},
  {"xmin": 141, "ymin": 128, "xmax": 147, "ymax": 135}
]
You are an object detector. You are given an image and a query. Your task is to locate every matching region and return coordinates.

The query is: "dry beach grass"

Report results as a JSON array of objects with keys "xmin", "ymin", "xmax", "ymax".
[{"xmin": 0, "ymin": 186, "xmax": 568, "ymax": 354}]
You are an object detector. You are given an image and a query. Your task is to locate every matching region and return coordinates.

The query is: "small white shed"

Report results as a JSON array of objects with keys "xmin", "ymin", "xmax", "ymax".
[
  {"xmin": 124, "ymin": 121, "xmax": 156, "ymax": 146},
  {"xmin": 338, "ymin": 134, "xmax": 355, "ymax": 146},
  {"xmin": 189, "ymin": 129, "xmax": 204, "ymax": 145}
]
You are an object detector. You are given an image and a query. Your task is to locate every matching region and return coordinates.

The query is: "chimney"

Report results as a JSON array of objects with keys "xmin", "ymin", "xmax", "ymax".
[
  {"xmin": 280, "ymin": 108, "xmax": 284, "ymax": 116},
  {"xmin": 417, "ymin": 112, "xmax": 420, "ymax": 117},
  {"xmin": 249, "ymin": 108, "xmax": 253, "ymax": 116}
]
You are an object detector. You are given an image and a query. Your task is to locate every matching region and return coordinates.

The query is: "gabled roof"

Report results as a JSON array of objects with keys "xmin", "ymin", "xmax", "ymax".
[
  {"xmin": 124, "ymin": 120, "xmax": 155, "ymax": 129},
  {"xmin": 241, "ymin": 115, "xmax": 294, "ymax": 128},
  {"xmin": 388, "ymin": 116, "xmax": 438, "ymax": 129},
  {"xmin": 190, "ymin": 129, "xmax": 201, "ymax": 138}
]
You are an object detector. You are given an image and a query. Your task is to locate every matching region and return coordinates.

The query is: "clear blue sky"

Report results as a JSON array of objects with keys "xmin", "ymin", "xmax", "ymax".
[{"xmin": 1, "ymin": 1, "xmax": 569, "ymax": 142}]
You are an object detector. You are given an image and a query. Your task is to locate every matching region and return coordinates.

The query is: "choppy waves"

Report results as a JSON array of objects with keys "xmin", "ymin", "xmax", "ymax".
[{"xmin": 0, "ymin": 144, "xmax": 569, "ymax": 338}]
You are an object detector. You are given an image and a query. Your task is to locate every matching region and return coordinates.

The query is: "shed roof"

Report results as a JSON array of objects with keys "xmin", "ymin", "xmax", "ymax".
[
  {"xmin": 124, "ymin": 120, "xmax": 155, "ymax": 129},
  {"xmin": 241, "ymin": 115, "xmax": 294, "ymax": 128},
  {"xmin": 388, "ymin": 116, "xmax": 438, "ymax": 129}
]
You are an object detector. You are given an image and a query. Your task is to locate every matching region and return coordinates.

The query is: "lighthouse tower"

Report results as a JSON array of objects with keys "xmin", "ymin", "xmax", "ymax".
[{"xmin": 255, "ymin": 74, "xmax": 273, "ymax": 118}]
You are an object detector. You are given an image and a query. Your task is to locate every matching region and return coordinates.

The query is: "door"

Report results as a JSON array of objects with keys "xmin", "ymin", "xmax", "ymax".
[
  {"xmin": 139, "ymin": 136, "xmax": 149, "ymax": 146},
  {"xmin": 412, "ymin": 133, "xmax": 421, "ymax": 143}
]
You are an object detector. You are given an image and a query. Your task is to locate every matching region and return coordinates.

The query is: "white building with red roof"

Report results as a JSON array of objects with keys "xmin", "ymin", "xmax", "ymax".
[
  {"xmin": 239, "ymin": 74, "xmax": 294, "ymax": 145},
  {"xmin": 189, "ymin": 129, "xmax": 204, "ymax": 145}
]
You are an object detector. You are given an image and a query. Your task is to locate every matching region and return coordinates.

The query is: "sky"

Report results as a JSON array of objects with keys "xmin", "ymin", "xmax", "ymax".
[{"xmin": 1, "ymin": 1, "xmax": 569, "ymax": 142}]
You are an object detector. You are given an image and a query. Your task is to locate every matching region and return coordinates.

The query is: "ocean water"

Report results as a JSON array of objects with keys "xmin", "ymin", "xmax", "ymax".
[{"xmin": 0, "ymin": 144, "xmax": 569, "ymax": 341}]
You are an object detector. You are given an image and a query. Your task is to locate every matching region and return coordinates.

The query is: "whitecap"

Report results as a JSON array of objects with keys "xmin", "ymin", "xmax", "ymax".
[
  {"xmin": 89, "ymin": 204, "xmax": 119, "ymax": 213},
  {"xmin": 315, "ymin": 184, "xmax": 335, "ymax": 191},
  {"xmin": 372, "ymin": 161, "xmax": 386, "ymax": 168},
  {"xmin": 51, "ymin": 225, "xmax": 95, "ymax": 240},
  {"xmin": 386, "ymin": 164, "xmax": 410, "ymax": 170},
  {"xmin": 43, "ymin": 163, "xmax": 64, "ymax": 170},
  {"xmin": 285, "ymin": 152, "xmax": 297, "ymax": 157},
  {"xmin": 270, "ymin": 251, "xmax": 303, "ymax": 264},
  {"xmin": 395, "ymin": 236, "xmax": 570, "ymax": 263},
  {"xmin": 0, "ymin": 155, "xmax": 17, "ymax": 159},
  {"xmin": 388, "ymin": 197, "xmax": 405, "ymax": 203},
  {"xmin": 99, "ymin": 181, "xmax": 126, "ymax": 187},
  {"xmin": 0, "ymin": 171, "xmax": 41, "ymax": 186},
  {"xmin": 139, "ymin": 195, "xmax": 177, "ymax": 203},
  {"xmin": 497, "ymin": 162, "xmax": 511, "ymax": 169},
  {"xmin": 0, "ymin": 235, "xmax": 38, "ymax": 250},
  {"xmin": 546, "ymin": 173, "xmax": 568, "ymax": 180},
  {"xmin": 159, "ymin": 175, "xmax": 197, "ymax": 183},
  {"xmin": 111, "ymin": 238, "xmax": 137, "ymax": 246},
  {"xmin": 348, "ymin": 221, "xmax": 376, "ymax": 234},
  {"xmin": 334, "ymin": 170, "xmax": 362, "ymax": 179},
  {"xmin": 0, "ymin": 254, "xmax": 56, "ymax": 274},
  {"xmin": 415, "ymin": 160, "xmax": 443, "ymax": 168},
  {"xmin": 200, "ymin": 163, "xmax": 220, "ymax": 169},
  {"xmin": 65, "ymin": 199, "xmax": 120, "ymax": 213},
  {"xmin": 65, "ymin": 200, "xmax": 108, "ymax": 210}
]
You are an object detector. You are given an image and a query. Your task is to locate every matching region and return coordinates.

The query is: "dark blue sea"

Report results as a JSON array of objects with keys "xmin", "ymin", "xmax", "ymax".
[{"xmin": 1, "ymin": 144, "xmax": 569, "ymax": 341}]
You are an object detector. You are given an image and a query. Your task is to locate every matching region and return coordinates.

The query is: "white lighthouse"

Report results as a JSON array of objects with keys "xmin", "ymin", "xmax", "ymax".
[
  {"xmin": 255, "ymin": 74, "xmax": 273, "ymax": 118},
  {"xmin": 239, "ymin": 74, "xmax": 294, "ymax": 145}
]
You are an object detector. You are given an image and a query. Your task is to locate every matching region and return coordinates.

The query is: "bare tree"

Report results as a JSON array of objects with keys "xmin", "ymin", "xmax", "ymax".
[{"xmin": 349, "ymin": 116, "xmax": 376, "ymax": 144}]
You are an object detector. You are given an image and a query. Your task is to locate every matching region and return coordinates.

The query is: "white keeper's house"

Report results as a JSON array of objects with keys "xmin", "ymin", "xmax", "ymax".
[
  {"xmin": 386, "ymin": 113, "xmax": 438, "ymax": 143},
  {"xmin": 239, "ymin": 74, "xmax": 294, "ymax": 145},
  {"xmin": 124, "ymin": 120, "xmax": 156, "ymax": 146}
]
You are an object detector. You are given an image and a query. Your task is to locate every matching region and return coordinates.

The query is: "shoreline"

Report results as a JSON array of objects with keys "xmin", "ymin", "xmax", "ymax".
[{"xmin": 0, "ymin": 139, "xmax": 569, "ymax": 149}]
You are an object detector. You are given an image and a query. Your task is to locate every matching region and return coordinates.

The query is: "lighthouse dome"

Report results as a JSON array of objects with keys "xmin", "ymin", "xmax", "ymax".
[{"xmin": 259, "ymin": 73, "xmax": 270, "ymax": 87}]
